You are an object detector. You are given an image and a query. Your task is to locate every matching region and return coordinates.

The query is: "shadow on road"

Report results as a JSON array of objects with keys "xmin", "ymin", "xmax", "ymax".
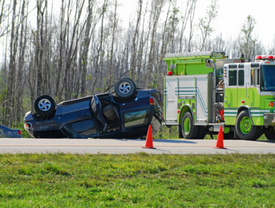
[
  {"xmin": 152, "ymin": 139, "xmax": 196, "ymax": 144},
  {"xmin": 254, "ymin": 140, "xmax": 275, "ymax": 144},
  {"xmin": 114, "ymin": 138, "xmax": 197, "ymax": 144}
]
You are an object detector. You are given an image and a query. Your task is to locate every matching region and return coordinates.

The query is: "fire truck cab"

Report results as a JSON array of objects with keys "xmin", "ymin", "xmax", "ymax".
[{"xmin": 163, "ymin": 51, "xmax": 275, "ymax": 140}]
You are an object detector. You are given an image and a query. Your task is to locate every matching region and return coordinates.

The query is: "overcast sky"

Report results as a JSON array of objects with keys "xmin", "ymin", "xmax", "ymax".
[{"xmin": 205, "ymin": 0, "xmax": 275, "ymax": 47}]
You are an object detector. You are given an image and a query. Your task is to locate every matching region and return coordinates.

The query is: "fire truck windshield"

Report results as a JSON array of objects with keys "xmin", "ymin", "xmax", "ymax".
[{"xmin": 261, "ymin": 65, "xmax": 275, "ymax": 91}]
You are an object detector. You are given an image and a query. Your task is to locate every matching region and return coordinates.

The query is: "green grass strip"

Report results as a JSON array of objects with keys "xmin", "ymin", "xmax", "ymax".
[{"xmin": 0, "ymin": 153, "xmax": 274, "ymax": 207}]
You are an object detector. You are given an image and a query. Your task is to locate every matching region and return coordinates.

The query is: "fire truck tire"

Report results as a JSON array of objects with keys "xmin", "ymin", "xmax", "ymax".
[
  {"xmin": 178, "ymin": 125, "xmax": 184, "ymax": 138},
  {"xmin": 197, "ymin": 126, "xmax": 207, "ymax": 139},
  {"xmin": 265, "ymin": 127, "xmax": 275, "ymax": 140},
  {"xmin": 235, "ymin": 110, "xmax": 261, "ymax": 140},
  {"xmin": 181, "ymin": 112, "xmax": 199, "ymax": 139},
  {"xmin": 224, "ymin": 130, "xmax": 239, "ymax": 139},
  {"xmin": 233, "ymin": 129, "xmax": 240, "ymax": 139}
]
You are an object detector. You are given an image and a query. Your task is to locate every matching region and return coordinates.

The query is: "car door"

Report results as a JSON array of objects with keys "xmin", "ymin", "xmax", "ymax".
[{"xmin": 90, "ymin": 95, "xmax": 108, "ymax": 133}]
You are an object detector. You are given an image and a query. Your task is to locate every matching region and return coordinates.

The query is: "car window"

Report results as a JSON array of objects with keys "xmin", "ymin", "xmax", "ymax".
[
  {"xmin": 66, "ymin": 119, "xmax": 97, "ymax": 136},
  {"xmin": 123, "ymin": 109, "xmax": 149, "ymax": 128}
]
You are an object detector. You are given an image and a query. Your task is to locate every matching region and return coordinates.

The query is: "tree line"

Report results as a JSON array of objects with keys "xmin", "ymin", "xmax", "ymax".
[{"xmin": 0, "ymin": 0, "xmax": 272, "ymax": 127}]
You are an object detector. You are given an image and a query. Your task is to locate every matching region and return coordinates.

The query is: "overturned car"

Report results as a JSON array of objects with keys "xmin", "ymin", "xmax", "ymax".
[
  {"xmin": 24, "ymin": 78, "xmax": 163, "ymax": 139},
  {"xmin": 0, "ymin": 124, "xmax": 22, "ymax": 138}
]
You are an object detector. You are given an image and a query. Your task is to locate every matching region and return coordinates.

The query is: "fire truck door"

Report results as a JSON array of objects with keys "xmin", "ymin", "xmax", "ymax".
[
  {"xmin": 164, "ymin": 78, "xmax": 177, "ymax": 121},
  {"xmin": 178, "ymin": 75, "xmax": 208, "ymax": 123},
  {"xmin": 195, "ymin": 76, "xmax": 208, "ymax": 122},
  {"xmin": 224, "ymin": 69, "xmax": 238, "ymax": 117},
  {"xmin": 236, "ymin": 66, "xmax": 248, "ymax": 104}
]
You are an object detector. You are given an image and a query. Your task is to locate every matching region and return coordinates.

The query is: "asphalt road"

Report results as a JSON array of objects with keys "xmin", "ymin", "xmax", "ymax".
[{"xmin": 0, "ymin": 138, "xmax": 274, "ymax": 154}]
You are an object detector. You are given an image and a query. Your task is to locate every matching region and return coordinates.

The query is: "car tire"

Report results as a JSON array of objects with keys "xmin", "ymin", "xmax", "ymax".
[
  {"xmin": 115, "ymin": 78, "xmax": 136, "ymax": 100},
  {"xmin": 181, "ymin": 112, "xmax": 199, "ymax": 139},
  {"xmin": 235, "ymin": 110, "xmax": 261, "ymax": 140},
  {"xmin": 34, "ymin": 95, "xmax": 56, "ymax": 118}
]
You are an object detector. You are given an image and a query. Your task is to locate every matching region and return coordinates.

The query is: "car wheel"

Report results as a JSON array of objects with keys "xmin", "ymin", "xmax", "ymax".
[
  {"xmin": 265, "ymin": 127, "xmax": 275, "ymax": 140},
  {"xmin": 34, "ymin": 95, "xmax": 56, "ymax": 118},
  {"xmin": 115, "ymin": 78, "xmax": 136, "ymax": 100},
  {"xmin": 181, "ymin": 112, "xmax": 199, "ymax": 139},
  {"xmin": 235, "ymin": 110, "xmax": 261, "ymax": 140}
]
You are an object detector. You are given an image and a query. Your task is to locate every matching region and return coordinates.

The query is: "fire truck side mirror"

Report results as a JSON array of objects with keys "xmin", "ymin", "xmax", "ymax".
[{"xmin": 206, "ymin": 59, "xmax": 215, "ymax": 68}]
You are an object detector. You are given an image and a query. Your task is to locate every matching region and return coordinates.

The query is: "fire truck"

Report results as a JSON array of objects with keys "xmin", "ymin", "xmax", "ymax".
[{"xmin": 163, "ymin": 51, "xmax": 275, "ymax": 140}]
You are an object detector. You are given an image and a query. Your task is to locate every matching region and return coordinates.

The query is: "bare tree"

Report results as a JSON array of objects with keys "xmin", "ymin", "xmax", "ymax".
[
  {"xmin": 91, "ymin": 0, "xmax": 108, "ymax": 94},
  {"xmin": 240, "ymin": 15, "xmax": 256, "ymax": 60},
  {"xmin": 178, "ymin": 0, "xmax": 196, "ymax": 52},
  {"xmin": 187, "ymin": 0, "xmax": 196, "ymax": 52},
  {"xmin": 0, "ymin": 0, "xmax": 12, "ymax": 38},
  {"xmin": 5, "ymin": 0, "xmax": 18, "ymax": 126},
  {"xmin": 167, "ymin": 2, "xmax": 179, "ymax": 53},
  {"xmin": 55, "ymin": 0, "xmax": 66, "ymax": 99},
  {"xmin": 198, "ymin": 0, "xmax": 218, "ymax": 51},
  {"xmin": 145, "ymin": 0, "xmax": 166, "ymax": 87},
  {"xmin": 135, "ymin": 0, "xmax": 149, "ymax": 86},
  {"xmin": 104, "ymin": 0, "xmax": 119, "ymax": 91},
  {"xmin": 63, "ymin": 0, "xmax": 85, "ymax": 100},
  {"xmin": 80, "ymin": 0, "xmax": 98, "ymax": 97},
  {"xmin": 14, "ymin": 0, "xmax": 27, "ymax": 123},
  {"xmin": 129, "ymin": 0, "xmax": 142, "ymax": 81},
  {"xmin": 35, "ymin": 0, "xmax": 47, "ymax": 96},
  {"xmin": 153, "ymin": 1, "xmax": 174, "ymax": 90}
]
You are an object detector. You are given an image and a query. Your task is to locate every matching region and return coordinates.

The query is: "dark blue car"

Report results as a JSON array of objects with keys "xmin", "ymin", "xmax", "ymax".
[
  {"xmin": 0, "ymin": 125, "xmax": 22, "ymax": 138},
  {"xmin": 24, "ymin": 78, "xmax": 163, "ymax": 138}
]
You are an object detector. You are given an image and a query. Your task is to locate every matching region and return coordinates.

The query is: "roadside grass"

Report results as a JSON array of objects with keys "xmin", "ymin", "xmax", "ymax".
[{"xmin": 0, "ymin": 153, "xmax": 274, "ymax": 207}]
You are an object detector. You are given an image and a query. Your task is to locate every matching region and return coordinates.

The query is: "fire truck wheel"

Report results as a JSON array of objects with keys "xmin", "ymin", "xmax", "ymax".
[
  {"xmin": 197, "ymin": 126, "xmax": 207, "ymax": 139},
  {"xmin": 265, "ymin": 127, "xmax": 275, "ymax": 140},
  {"xmin": 181, "ymin": 112, "xmax": 199, "ymax": 139},
  {"xmin": 235, "ymin": 110, "xmax": 261, "ymax": 140},
  {"xmin": 178, "ymin": 125, "xmax": 184, "ymax": 138},
  {"xmin": 224, "ymin": 130, "xmax": 240, "ymax": 139}
]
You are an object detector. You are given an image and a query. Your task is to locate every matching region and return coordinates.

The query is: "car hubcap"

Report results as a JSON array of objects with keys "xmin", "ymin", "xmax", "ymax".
[
  {"xmin": 38, "ymin": 99, "xmax": 51, "ymax": 111},
  {"xmin": 119, "ymin": 82, "xmax": 131, "ymax": 94},
  {"xmin": 240, "ymin": 116, "xmax": 251, "ymax": 134},
  {"xmin": 184, "ymin": 117, "xmax": 190, "ymax": 134}
]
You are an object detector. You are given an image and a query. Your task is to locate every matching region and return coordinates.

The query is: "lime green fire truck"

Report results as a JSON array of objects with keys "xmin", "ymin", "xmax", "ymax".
[{"xmin": 163, "ymin": 51, "xmax": 275, "ymax": 140}]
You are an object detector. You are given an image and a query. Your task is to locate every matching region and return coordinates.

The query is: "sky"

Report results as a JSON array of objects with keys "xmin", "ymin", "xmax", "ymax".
[
  {"xmin": 119, "ymin": 0, "xmax": 275, "ymax": 48},
  {"xmin": 206, "ymin": 0, "xmax": 275, "ymax": 47}
]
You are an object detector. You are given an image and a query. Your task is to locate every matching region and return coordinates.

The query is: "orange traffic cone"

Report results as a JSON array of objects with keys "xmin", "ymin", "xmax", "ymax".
[
  {"xmin": 216, "ymin": 126, "xmax": 226, "ymax": 149},
  {"xmin": 142, "ymin": 125, "xmax": 155, "ymax": 149}
]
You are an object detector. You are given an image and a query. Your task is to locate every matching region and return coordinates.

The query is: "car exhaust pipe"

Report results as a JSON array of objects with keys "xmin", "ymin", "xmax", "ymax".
[{"xmin": 24, "ymin": 122, "xmax": 32, "ymax": 130}]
